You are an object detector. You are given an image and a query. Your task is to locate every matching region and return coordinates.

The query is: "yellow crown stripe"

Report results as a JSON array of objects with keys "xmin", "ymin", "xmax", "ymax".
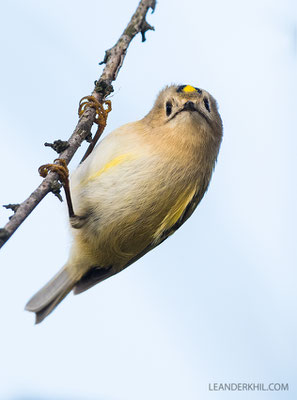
[{"xmin": 182, "ymin": 85, "xmax": 197, "ymax": 93}]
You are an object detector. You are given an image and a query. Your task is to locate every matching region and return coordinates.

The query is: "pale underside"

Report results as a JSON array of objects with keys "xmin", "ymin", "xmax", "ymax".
[{"xmin": 67, "ymin": 121, "xmax": 209, "ymax": 282}]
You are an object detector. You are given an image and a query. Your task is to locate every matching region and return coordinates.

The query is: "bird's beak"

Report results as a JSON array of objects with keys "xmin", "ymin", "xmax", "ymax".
[{"xmin": 182, "ymin": 101, "xmax": 197, "ymax": 112}]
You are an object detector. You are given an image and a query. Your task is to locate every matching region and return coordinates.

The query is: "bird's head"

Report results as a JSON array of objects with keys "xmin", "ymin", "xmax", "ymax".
[{"xmin": 144, "ymin": 84, "xmax": 223, "ymax": 142}]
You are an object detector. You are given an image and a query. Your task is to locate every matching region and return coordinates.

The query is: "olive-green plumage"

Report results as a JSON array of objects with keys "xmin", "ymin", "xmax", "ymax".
[{"xmin": 26, "ymin": 84, "xmax": 223, "ymax": 323}]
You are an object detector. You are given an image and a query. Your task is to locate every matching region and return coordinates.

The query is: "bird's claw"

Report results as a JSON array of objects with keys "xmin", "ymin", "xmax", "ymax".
[{"xmin": 38, "ymin": 159, "xmax": 69, "ymax": 186}]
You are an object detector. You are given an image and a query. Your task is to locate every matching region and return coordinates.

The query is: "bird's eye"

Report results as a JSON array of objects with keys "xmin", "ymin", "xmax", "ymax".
[
  {"xmin": 203, "ymin": 98, "xmax": 210, "ymax": 112},
  {"xmin": 166, "ymin": 101, "xmax": 172, "ymax": 116}
]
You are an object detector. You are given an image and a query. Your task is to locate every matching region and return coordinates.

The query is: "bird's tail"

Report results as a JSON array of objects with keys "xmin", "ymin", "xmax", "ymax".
[{"xmin": 25, "ymin": 266, "xmax": 76, "ymax": 324}]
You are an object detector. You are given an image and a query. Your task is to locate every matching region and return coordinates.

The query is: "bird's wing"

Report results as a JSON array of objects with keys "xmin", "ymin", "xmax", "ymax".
[
  {"xmin": 73, "ymin": 265, "xmax": 114, "ymax": 294},
  {"xmin": 70, "ymin": 122, "xmax": 141, "ymax": 190},
  {"xmin": 79, "ymin": 153, "xmax": 137, "ymax": 186},
  {"xmin": 124, "ymin": 178, "xmax": 210, "ymax": 269},
  {"xmin": 73, "ymin": 181, "xmax": 209, "ymax": 294},
  {"xmin": 152, "ymin": 185, "xmax": 197, "ymax": 243}
]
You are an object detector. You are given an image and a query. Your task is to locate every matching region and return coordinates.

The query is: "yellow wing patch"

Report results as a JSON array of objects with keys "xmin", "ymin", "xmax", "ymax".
[
  {"xmin": 153, "ymin": 186, "xmax": 197, "ymax": 241},
  {"xmin": 82, "ymin": 153, "xmax": 136, "ymax": 185}
]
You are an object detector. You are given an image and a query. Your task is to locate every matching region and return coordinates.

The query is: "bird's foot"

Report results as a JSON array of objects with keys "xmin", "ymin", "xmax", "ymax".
[
  {"xmin": 78, "ymin": 95, "xmax": 111, "ymax": 129},
  {"xmin": 39, "ymin": 158, "xmax": 69, "ymax": 185},
  {"xmin": 78, "ymin": 96, "xmax": 112, "ymax": 163},
  {"xmin": 70, "ymin": 215, "xmax": 88, "ymax": 229},
  {"xmin": 39, "ymin": 159, "xmax": 76, "ymax": 220}
]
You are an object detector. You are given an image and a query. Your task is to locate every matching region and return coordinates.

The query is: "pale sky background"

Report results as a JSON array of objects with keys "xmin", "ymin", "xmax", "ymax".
[{"xmin": 0, "ymin": 0, "xmax": 296, "ymax": 399}]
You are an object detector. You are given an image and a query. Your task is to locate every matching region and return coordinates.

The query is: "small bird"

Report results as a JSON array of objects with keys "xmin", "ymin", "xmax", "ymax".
[{"xmin": 26, "ymin": 84, "xmax": 223, "ymax": 323}]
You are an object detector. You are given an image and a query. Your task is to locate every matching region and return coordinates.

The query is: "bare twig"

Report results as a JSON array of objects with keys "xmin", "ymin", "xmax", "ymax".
[
  {"xmin": 44, "ymin": 140, "xmax": 70, "ymax": 153},
  {"xmin": 0, "ymin": 0, "xmax": 156, "ymax": 249}
]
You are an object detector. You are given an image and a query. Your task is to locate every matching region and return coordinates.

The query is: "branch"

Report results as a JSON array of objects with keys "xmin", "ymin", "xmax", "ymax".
[{"xmin": 0, "ymin": 0, "xmax": 156, "ymax": 249}]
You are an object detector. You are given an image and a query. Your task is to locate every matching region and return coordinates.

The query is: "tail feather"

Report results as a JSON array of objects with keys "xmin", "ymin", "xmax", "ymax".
[
  {"xmin": 25, "ymin": 267, "xmax": 75, "ymax": 324},
  {"xmin": 34, "ymin": 289, "xmax": 72, "ymax": 324}
]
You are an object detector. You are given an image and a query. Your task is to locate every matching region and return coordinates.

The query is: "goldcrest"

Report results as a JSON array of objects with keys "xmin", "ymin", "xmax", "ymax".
[{"xmin": 26, "ymin": 84, "xmax": 223, "ymax": 323}]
